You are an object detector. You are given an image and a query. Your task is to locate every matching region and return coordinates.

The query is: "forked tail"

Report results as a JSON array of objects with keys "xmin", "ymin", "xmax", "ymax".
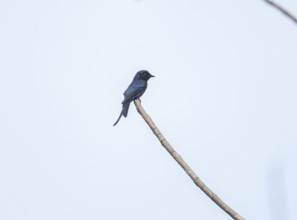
[{"xmin": 113, "ymin": 102, "xmax": 130, "ymax": 126}]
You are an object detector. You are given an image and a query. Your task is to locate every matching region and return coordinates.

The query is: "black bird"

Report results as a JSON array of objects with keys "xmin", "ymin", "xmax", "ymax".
[{"xmin": 113, "ymin": 70, "xmax": 155, "ymax": 126}]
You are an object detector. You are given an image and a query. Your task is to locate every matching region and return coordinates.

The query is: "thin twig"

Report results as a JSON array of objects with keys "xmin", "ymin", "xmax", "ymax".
[
  {"xmin": 134, "ymin": 99, "xmax": 245, "ymax": 220},
  {"xmin": 265, "ymin": 0, "xmax": 297, "ymax": 23}
]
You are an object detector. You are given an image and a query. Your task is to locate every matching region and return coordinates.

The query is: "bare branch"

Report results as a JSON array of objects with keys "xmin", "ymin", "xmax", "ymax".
[
  {"xmin": 265, "ymin": 0, "xmax": 297, "ymax": 23},
  {"xmin": 134, "ymin": 99, "xmax": 245, "ymax": 220}
]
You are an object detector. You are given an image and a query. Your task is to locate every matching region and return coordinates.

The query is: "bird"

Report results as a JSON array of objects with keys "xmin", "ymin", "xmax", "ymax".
[{"xmin": 113, "ymin": 70, "xmax": 155, "ymax": 126}]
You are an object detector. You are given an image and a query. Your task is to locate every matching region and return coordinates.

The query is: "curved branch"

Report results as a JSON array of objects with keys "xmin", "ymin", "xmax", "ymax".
[
  {"xmin": 265, "ymin": 0, "xmax": 297, "ymax": 24},
  {"xmin": 134, "ymin": 99, "xmax": 245, "ymax": 220}
]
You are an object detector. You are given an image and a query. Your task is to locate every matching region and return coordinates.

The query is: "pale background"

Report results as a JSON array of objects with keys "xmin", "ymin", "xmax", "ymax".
[{"xmin": 0, "ymin": 0, "xmax": 296, "ymax": 219}]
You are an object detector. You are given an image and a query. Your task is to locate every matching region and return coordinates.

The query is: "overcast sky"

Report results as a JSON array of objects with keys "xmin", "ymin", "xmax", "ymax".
[{"xmin": 0, "ymin": 0, "xmax": 297, "ymax": 219}]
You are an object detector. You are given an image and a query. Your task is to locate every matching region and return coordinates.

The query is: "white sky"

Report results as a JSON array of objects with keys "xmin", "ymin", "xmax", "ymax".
[{"xmin": 0, "ymin": 0, "xmax": 297, "ymax": 219}]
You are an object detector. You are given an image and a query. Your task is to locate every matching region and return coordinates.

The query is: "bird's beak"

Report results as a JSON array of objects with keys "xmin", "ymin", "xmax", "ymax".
[{"xmin": 150, "ymin": 75, "xmax": 155, "ymax": 77}]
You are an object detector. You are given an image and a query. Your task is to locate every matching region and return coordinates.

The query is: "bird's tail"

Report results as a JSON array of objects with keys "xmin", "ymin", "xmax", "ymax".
[
  {"xmin": 122, "ymin": 101, "xmax": 130, "ymax": 117},
  {"xmin": 113, "ymin": 102, "xmax": 130, "ymax": 126},
  {"xmin": 113, "ymin": 111, "xmax": 123, "ymax": 126}
]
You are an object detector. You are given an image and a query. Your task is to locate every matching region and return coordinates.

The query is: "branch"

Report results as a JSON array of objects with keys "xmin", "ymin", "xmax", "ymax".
[
  {"xmin": 134, "ymin": 99, "xmax": 245, "ymax": 220},
  {"xmin": 264, "ymin": 0, "xmax": 297, "ymax": 24}
]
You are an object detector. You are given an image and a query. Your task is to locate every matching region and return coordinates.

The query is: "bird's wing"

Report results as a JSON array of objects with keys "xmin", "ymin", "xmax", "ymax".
[{"xmin": 122, "ymin": 81, "xmax": 146, "ymax": 104}]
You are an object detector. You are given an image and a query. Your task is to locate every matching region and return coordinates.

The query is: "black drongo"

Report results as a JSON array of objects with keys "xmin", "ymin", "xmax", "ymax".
[{"xmin": 113, "ymin": 70, "xmax": 154, "ymax": 126}]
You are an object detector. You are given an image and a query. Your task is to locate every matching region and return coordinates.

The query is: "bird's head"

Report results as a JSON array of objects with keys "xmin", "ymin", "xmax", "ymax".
[{"xmin": 135, "ymin": 70, "xmax": 155, "ymax": 81}]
